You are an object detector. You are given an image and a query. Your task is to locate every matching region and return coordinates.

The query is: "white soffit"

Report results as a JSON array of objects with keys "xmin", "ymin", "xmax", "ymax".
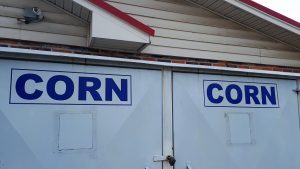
[{"xmin": 225, "ymin": 0, "xmax": 300, "ymax": 35}]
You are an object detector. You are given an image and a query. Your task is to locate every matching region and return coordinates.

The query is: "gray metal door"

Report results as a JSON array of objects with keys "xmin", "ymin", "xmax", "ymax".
[
  {"xmin": 173, "ymin": 72, "xmax": 300, "ymax": 169},
  {"xmin": 0, "ymin": 59, "xmax": 163, "ymax": 169}
]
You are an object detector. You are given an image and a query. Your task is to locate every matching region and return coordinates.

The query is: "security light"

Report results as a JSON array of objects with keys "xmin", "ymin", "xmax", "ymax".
[{"xmin": 17, "ymin": 7, "xmax": 44, "ymax": 24}]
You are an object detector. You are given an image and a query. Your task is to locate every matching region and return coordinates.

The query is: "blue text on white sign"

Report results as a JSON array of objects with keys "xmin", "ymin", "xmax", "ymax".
[
  {"xmin": 10, "ymin": 69, "xmax": 132, "ymax": 105},
  {"xmin": 203, "ymin": 80, "xmax": 279, "ymax": 108}
]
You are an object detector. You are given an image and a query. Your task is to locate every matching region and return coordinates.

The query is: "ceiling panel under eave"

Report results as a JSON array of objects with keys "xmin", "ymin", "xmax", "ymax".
[
  {"xmin": 45, "ymin": 0, "xmax": 92, "ymax": 22},
  {"xmin": 186, "ymin": 0, "xmax": 300, "ymax": 51},
  {"xmin": 44, "ymin": 0, "xmax": 152, "ymax": 52}
]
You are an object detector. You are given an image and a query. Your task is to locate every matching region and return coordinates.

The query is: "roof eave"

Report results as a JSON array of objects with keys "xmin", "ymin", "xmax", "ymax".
[{"xmin": 226, "ymin": 0, "xmax": 300, "ymax": 36}]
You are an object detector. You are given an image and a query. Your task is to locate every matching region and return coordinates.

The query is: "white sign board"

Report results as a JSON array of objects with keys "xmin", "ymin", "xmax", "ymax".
[
  {"xmin": 10, "ymin": 69, "xmax": 132, "ymax": 105},
  {"xmin": 203, "ymin": 80, "xmax": 279, "ymax": 108}
]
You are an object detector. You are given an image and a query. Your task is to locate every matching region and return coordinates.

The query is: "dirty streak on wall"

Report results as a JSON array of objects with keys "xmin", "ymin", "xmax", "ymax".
[
  {"xmin": 0, "ymin": 0, "xmax": 89, "ymax": 46},
  {"xmin": 105, "ymin": 0, "xmax": 300, "ymax": 67}
]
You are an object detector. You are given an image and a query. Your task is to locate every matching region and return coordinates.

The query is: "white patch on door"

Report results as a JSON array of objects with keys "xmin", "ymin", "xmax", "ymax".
[
  {"xmin": 225, "ymin": 112, "xmax": 255, "ymax": 145},
  {"xmin": 58, "ymin": 113, "xmax": 94, "ymax": 151}
]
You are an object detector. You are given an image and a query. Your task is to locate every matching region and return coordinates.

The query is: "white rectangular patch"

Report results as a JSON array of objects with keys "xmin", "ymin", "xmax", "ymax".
[
  {"xmin": 226, "ymin": 113, "xmax": 253, "ymax": 145},
  {"xmin": 58, "ymin": 113, "xmax": 93, "ymax": 151}
]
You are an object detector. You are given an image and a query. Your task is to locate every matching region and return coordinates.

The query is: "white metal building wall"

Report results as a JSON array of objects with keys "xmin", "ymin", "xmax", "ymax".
[
  {"xmin": 1, "ymin": 57, "xmax": 300, "ymax": 169},
  {"xmin": 173, "ymin": 72, "xmax": 300, "ymax": 169},
  {"xmin": 0, "ymin": 59, "xmax": 163, "ymax": 169}
]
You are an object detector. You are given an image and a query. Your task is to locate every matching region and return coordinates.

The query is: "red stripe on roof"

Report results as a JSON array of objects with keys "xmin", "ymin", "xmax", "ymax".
[
  {"xmin": 89, "ymin": 0, "xmax": 155, "ymax": 36},
  {"xmin": 239, "ymin": 0, "xmax": 300, "ymax": 29}
]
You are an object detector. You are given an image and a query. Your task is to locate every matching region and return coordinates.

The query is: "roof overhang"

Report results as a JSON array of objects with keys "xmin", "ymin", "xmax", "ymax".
[
  {"xmin": 186, "ymin": 0, "xmax": 300, "ymax": 50},
  {"xmin": 229, "ymin": 0, "xmax": 300, "ymax": 35},
  {"xmin": 45, "ymin": 0, "xmax": 155, "ymax": 52}
]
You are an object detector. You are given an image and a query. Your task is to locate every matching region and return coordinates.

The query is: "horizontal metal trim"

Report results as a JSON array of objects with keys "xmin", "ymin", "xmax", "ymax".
[{"xmin": 0, "ymin": 47, "xmax": 300, "ymax": 78}]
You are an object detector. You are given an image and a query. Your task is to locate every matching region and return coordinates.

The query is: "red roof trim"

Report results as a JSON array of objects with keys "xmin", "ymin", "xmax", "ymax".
[
  {"xmin": 239, "ymin": 0, "xmax": 300, "ymax": 29},
  {"xmin": 89, "ymin": 0, "xmax": 155, "ymax": 36}
]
